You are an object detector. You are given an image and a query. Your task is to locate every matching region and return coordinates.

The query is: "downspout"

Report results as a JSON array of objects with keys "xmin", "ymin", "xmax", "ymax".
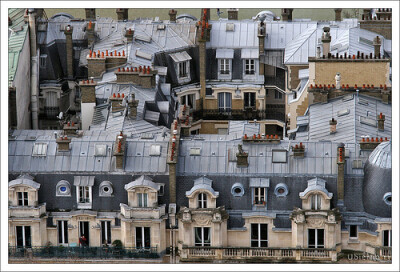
[{"xmin": 28, "ymin": 9, "xmax": 39, "ymax": 129}]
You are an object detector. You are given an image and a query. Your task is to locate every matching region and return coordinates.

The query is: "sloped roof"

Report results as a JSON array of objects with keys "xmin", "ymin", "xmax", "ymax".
[
  {"xmin": 9, "ymin": 174, "xmax": 41, "ymax": 189},
  {"xmin": 368, "ymin": 141, "xmax": 391, "ymax": 169},
  {"xmin": 185, "ymin": 176, "xmax": 219, "ymax": 197},
  {"xmin": 124, "ymin": 175, "xmax": 160, "ymax": 191},
  {"xmin": 299, "ymin": 177, "xmax": 332, "ymax": 198}
]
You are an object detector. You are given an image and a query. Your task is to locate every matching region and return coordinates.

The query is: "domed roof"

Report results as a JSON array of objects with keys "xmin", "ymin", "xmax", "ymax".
[
  {"xmin": 368, "ymin": 141, "xmax": 391, "ymax": 169},
  {"xmin": 254, "ymin": 10, "xmax": 276, "ymax": 22}
]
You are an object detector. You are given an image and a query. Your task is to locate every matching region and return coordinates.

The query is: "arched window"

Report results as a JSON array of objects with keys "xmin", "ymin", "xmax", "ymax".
[
  {"xmin": 311, "ymin": 194, "xmax": 321, "ymax": 210},
  {"xmin": 198, "ymin": 193, "xmax": 207, "ymax": 208}
]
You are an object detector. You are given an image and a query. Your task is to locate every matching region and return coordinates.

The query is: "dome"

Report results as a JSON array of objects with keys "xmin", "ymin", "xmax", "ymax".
[
  {"xmin": 362, "ymin": 141, "xmax": 392, "ymax": 218},
  {"xmin": 254, "ymin": 10, "xmax": 276, "ymax": 22},
  {"xmin": 176, "ymin": 14, "xmax": 197, "ymax": 22}
]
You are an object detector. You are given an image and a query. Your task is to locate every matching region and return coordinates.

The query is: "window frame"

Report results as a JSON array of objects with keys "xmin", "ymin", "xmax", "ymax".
[
  {"xmin": 217, "ymin": 92, "xmax": 232, "ymax": 112},
  {"xmin": 137, "ymin": 193, "xmax": 148, "ymax": 207},
  {"xmin": 308, "ymin": 228, "xmax": 325, "ymax": 248},
  {"xmin": 40, "ymin": 54, "xmax": 47, "ymax": 68},
  {"xmin": 78, "ymin": 186, "xmax": 91, "ymax": 204},
  {"xmin": 197, "ymin": 193, "xmax": 207, "ymax": 208},
  {"xmin": 244, "ymin": 59, "xmax": 255, "ymax": 75},
  {"xmin": 349, "ymin": 225, "xmax": 358, "ymax": 239},
  {"xmin": 219, "ymin": 59, "xmax": 230, "ymax": 75},
  {"xmin": 101, "ymin": 221, "xmax": 112, "ymax": 245},
  {"xmin": 311, "ymin": 194, "xmax": 322, "ymax": 210},
  {"xmin": 194, "ymin": 227, "xmax": 211, "ymax": 247},
  {"xmin": 178, "ymin": 61, "xmax": 189, "ymax": 79},
  {"xmin": 57, "ymin": 220, "xmax": 69, "ymax": 246},
  {"xmin": 383, "ymin": 230, "xmax": 392, "ymax": 247},
  {"xmin": 253, "ymin": 187, "xmax": 265, "ymax": 205},
  {"xmin": 135, "ymin": 226, "xmax": 151, "ymax": 248},
  {"xmin": 16, "ymin": 226, "xmax": 31, "ymax": 248},
  {"xmin": 244, "ymin": 92, "xmax": 256, "ymax": 109},
  {"xmin": 17, "ymin": 192, "xmax": 28, "ymax": 206},
  {"xmin": 251, "ymin": 223, "xmax": 268, "ymax": 248}
]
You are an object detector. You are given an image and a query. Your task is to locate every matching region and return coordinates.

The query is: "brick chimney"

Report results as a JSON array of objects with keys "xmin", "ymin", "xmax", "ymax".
[
  {"xmin": 64, "ymin": 25, "xmax": 74, "ymax": 79},
  {"xmin": 168, "ymin": 120, "xmax": 180, "ymax": 203},
  {"xmin": 362, "ymin": 8, "xmax": 372, "ymax": 19},
  {"xmin": 236, "ymin": 144, "xmax": 248, "ymax": 167},
  {"xmin": 87, "ymin": 51, "xmax": 106, "ymax": 78},
  {"xmin": 63, "ymin": 121, "xmax": 79, "ymax": 136},
  {"xmin": 169, "ymin": 9, "xmax": 177, "ymax": 22},
  {"xmin": 128, "ymin": 93, "xmax": 139, "ymax": 119},
  {"xmin": 8, "ymin": 86, "xmax": 17, "ymax": 128},
  {"xmin": 125, "ymin": 28, "xmax": 134, "ymax": 43},
  {"xmin": 86, "ymin": 21, "xmax": 96, "ymax": 47},
  {"xmin": 114, "ymin": 131, "xmax": 127, "ymax": 169},
  {"xmin": 373, "ymin": 36, "xmax": 382, "ymax": 57},
  {"xmin": 330, "ymin": 118, "xmax": 337, "ymax": 134},
  {"xmin": 228, "ymin": 8, "xmax": 239, "ymax": 20},
  {"xmin": 321, "ymin": 27, "xmax": 331, "ymax": 57},
  {"xmin": 109, "ymin": 93, "xmax": 125, "ymax": 112},
  {"xmin": 116, "ymin": 8, "xmax": 128, "ymax": 21},
  {"xmin": 80, "ymin": 79, "xmax": 97, "ymax": 130},
  {"xmin": 337, "ymin": 143, "xmax": 345, "ymax": 203},
  {"xmin": 334, "ymin": 8, "xmax": 342, "ymax": 21},
  {"xmin": 56, "ymin": 136, "xmax": 71, "ymax": 151},
  {"xmin": 85, "ymin": 8, "xmax": 96, "ymax": 21},
  {"xmin": 198, "ymin": 8, "xmax": 211, "ymax": 108},
  {"xmin": 377, "ymin": 112, "xmax": 385, "ymax": 131},
  {"xmin": 281, "ymin": 8, "xmax": 293, "ymax": 21},
  {"xmin": 258, "ymin": 21, "xmax": 266, "ymax": 75}
]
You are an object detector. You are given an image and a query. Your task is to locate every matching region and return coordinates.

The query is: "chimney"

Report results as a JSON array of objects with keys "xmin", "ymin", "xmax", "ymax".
[
  {"xmin": 281, "ymin": 8, "xmax": 293, "ymax": 21},
  {"xmin": 377, "ymin": 112, "xmax": 385, "ymax": 131},
  {"xmin": 85, "ymin": 8, "xmax": 96, "ymax": 21},
  {"xmin": 228, "ymin": 8, "xmax": 239, "ymax": 20},
  {"xmin": 321, "ymin": 27, "xmax": 331, "ymax": 57},
  {"xmin": 316, "ymin": 47, "xmax": 321, "ymax": 58},
  {"xmin": 334, "ymin": 8, "xmax": 342, "ymax": 21},
  {"xmin": 87, "ymin": 51, "xmax": 106, "ymax": 78},
  {"xmin": 362, "ymin": 8, "xmax": 371, "ymax": 20},
  {"xmin": 28, "ymin": 9, "xmax": 39, "ymax": 130},
  {"xmin": 337, "ymin": 143, "xmax": 345, "ymax": 203},
  {"xmin": 125, "ymin": 28, "xmax": 134, "ymax": 43},
  {"xmin": 63, "ymin": 121, "xmax": 79, "ymax": 136},
  {"xmin": 292, "ymin": 142, "xmax": 305, "ymax": 157},
  {"xmin": 128, "ymin": 93, "xmax": 139, "ymax": 119},
  {"xmin": 80, "ymin": 79, "xmax": 97, "ymax": 130},
  {"xmin": 202, "ymin": 8, "xmax": 210, "ymax": 21},
  {"xmin": 335, "ymin": 72, "xmax": 341, "ymax": 89},
  {"xmin": 116, "ymin": 8, "xmax": 128, "ymax": 21},
  {"xmin": 109, "ymin": 92, "xmax": 125, "ymax": 112},
  {"xmin": 329, "ymin": 118, "xmax": 337, "ymax": 134},
  {"xmin": 56, "ymin": 136, "xmax": 71, "ymax": 151},
  {"xmin": 113, "ymin": 132, "xmax": 127, "ymax": 169},
  {"xmin": 64, "ymin": 25, "xmax": 74, "ymax": 79},
  {"xmin": 8, "ymin": 86, "xmax": 17, "ymax": 128},
  {"xmin": 198, "ymin": 8, "xmax": 211, "ymax": 108},
  {"xmin": 169, "ymin": 9, "xmax": 177, "ymax": 22},
  {"xmin": 258, "ymin": 21, "xmax": 266, "ymax": 75},
  {"xmin": 86, "ymin": 21, "xmax": 96, "ymax": 47},
  {"xmin": 373, "ymin": 36, "xmax": 382, "ymax": 57},
  {"xmin": 236, "ymin": 144, "xmax": 249, "ymax": 167},
  {"xmin": 168, "ymin": 120, "xmax": 180, "ymax": 203}
]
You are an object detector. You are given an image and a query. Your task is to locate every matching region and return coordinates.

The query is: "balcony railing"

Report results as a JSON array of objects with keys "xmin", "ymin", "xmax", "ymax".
[
  {"xmin": 379, "ymin": 247, "xmax": 392, "ymax": 260},
  {"xmin": 193, "ymin": 109, "xmax": 285, "ymax": 122},
  {"xmin": 8, "ymin": 246, "xmax": 159, "ymax": 259}
]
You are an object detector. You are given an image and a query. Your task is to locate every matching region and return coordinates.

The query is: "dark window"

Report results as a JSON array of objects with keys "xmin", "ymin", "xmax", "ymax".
[
  {"xmin": 251, "ymin": 224, "xmax": 268, "ymax": 247},
  {"xmin": 16, "ymin": 226, "xmax": 31, "ymax": 248},
  {"xmin": 101, "ymin": 221, "xmax": 111, "ymax": 245},
  {"xmin": 198, "ymin": 193, "xmax": 207, "ymax": 208},
  {"xmin": 136, "ymin": 227, "xmax": 151, "ymax": 248},
  {"xmin": 254, "ymin": 187, "xmax": 265, "ymax": 205},
  {"xmin": 206, "ymin": 88, "xmax": 213, "ymax": 96},
  {"xmin": 275, "ymin": 90, "xmax": 283, "ymax": 100},
  {"xmin": 79, "ymin": 221, "xmax": 89, "ymax": 245},
  {"xmin": 218, "ymin": 92, "xmax": 232, "ymax": 112},
  {"xmin": 245, "ymin": 59, "xmax": 255, "ymax": 75},
  {"xmin": 179, "ymin": 61, "xmax": 188, "ymax": 78},
  {"xmin": 308, "ymin": 229, "xmax": 324, "ymax": 248},
  {"xmin": 58, "ymin": 221, "xmax": 69, "ymax": 245},
  {"xmin": 17, "ymin": 192, "xmax": 28, "ymax": 206},
  {"xmin": 220, "ymin": 59, "xmax": 230, "ymax": 74},
  {"xmin": 244, "ymin": 92, "xmax": 256, "ymax": 108},
  {"xmin": 383, "ymin": 230, "xmax": 392, "ymax": 247},
  {"xmin": 194, "ymin": 227, "xmax": 211, "ymax": 247},
  {"xmin": 79, "ymin": 186, "xmax": 90, "ymax": 203},
  {"xmin": 349, "ymin": 225, "xmax": 357, "ymax": 238}
]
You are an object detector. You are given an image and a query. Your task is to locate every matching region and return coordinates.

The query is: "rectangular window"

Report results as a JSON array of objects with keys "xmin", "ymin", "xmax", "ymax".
[
  {"xmin": 138, "ymin": 193, "xmax": 148, "ymax": 207},
  {"xmin": 16, "ymin": 226, "xmax": 31, "ymax": 248},
  {"xmin": 197, "ymin": 193, "xmax": 207, "ymax": 208},
  {"xmin": 253, "ymin": 187, "xmax": 265, "ymax": 205},
  {"xmin": 349, "ymin": 225, "xmax": 358, "ymax": 238},
  {"xmin": 194, "ymin": 227, "xmax": 211, "ymax": 247},
  {"xmin": 311, "ymin": 194, "xmax": 321, "ymax": 210},
  {"xmin": 79, "ymin": 221, "xmax": 89, "ymax": 246},
  {"xmin": 251, "ymin": 224, "xmax": 268, "ymax": 247},
  {"xmin": 220, "ymin": 59, "xmax": 230, "ymax": 74},
  {"xmin": 181, "ymin": 94, "xmax": 195, "ymax": 109},
  {"xmin": 383, "ymin": 230, "xmax": 392, "ymax": 247},
  {"xmin": 275, "ymin": 90, "xmax": 283, "ymax": 100},
  {"xmin": 101, "ymin": 221, "xmax": 111, "ymax": 245},
  {"xmin": 308, "ymin": 229, "xmax": 324, "ymax": 248},
  {"xmin": 245, "ymin": 59, "xmax": 255, "ymax": 75},
  {"xmin": 272, "ymin": 150, "xmax": 287, "ymax": 163},
  {"xmin": 136, "ymin": 227, "xmax": 151, "ymax": 248},
  {"xmin": 58, "ymin": 221, "xmax": 69, "ymax": 245},
  {"xmin": 244, "ymin": 92, "xmax": 256, "ymax": 108},
  {"xmin": 218, "ymin": 92, "xmax": 232, "ymax": 112},
  {"xmin": 17, "ymin": 192, "xmax": 28, "ymax": 206},
  {"xmin": 79, "ymin": 186, "xmax": 91, "ymax": 203},
  {"xmin": 40, "ymin": 55, "xmax": 47, "ymax": 68},
  {"xmin": 179, "ymin": 61, "xmax": 188, "ymax": 78}
]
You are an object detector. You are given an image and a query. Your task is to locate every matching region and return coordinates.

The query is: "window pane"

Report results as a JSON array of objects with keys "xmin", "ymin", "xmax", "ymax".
[
  {"xmin": 317, "ymin": 229, "xmax": 324, "ymax": 248},
  {"xmin": 251, "ymin": 224, "xmax": 258, "ymax": 240},
  {"xmin": 138, "ymin": 193, "xmax": 142, "ymax": 207},
  {"xmin": 143, "ymin": 193, "xmax": 147, "ymax": 207},
  {"xmin": 195, "ymin": 228, "xmax": 202, "ymax": 245},
  {"xmin": 350, "ymin": 225, "xmax": 357, "ymax": 238},
  {"xmin": 58, "ymin": 221, "xmax": 63, "ymax": 244},
  {"xmin": 64, "ymin": 221, "xmax": 68, "ymax": 243},
  {"xmin": 24, "ymin": 192, "xmax": 28, "ymax": 206},
  {"xmin": 203, "ymin": 228, "xmax": 210, "ymax": 245},
  {"xmin": 308, "ymin": 229, "xmax": 315, "ymax": 248},
  {"xmin": 251, "ymin": 241, "xmax": 259, "ymax": 247},
  {"xmin": 101, "ymin": 221, "xmax": 106, "ymax": 244},
  {"xmin": 383, "ymin": 230, "xmax": 389, "ymax": 246},
  {"xmin": 260, "ymin": 241, "xmax": 268, "ymax": 247},
  {"xmin": 24, "ymin": 226, "xmax": 31, "ymax": 248},
  {"xmin": 18, "ymin": 192, "xmax": 23, "ymax": 206},
  {"xmin": 260, "ymin": 224, "xmax": 268, "ymax": 240},
  {"xmin": 144, "ymin": 227, "xmax": 150, "ymax": 248},
  {"xmin": 16, "ymin": 226, "xmax": 23, "ymax": 247},
  {"xmin": 136, "ymin": 227, "xmax": 142, "ymax": 248}
]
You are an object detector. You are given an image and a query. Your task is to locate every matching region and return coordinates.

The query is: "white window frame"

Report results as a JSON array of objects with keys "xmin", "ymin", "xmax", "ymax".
[
  {"xmin": 16, "ymin": 226, "xmax": 31, "ymax": 248},
  {"xmin": 219, "ymin": 59, "xmax": 230, "ymax": 75},
  {"xmin": 218, "ymin": 92, "xmax": 232, "ymax": 112},
  {"xmin": 17, "ymin": 192, "xmax": 28, "ymax": 206},
  {"xmin": 101, "ymin": 221, "xmax": 112, "ymax": 245},
  {"xmin": 78, "ymin": 186, "xmax": 91, "ymax": 204},
  {"xmin": 253, "ymin": 187, "xmax": 265, "ymax": 205},
  {"xmin": 251, "ymin": 223, "xmax": 268, "ymax": 248},
  {"xmin": 308, "ymin": 229, "xmax": 325, "ymax": 248},
  {"xmin": 135, "ymin": 226, "xmax": 151, "ymax": 248},
  {"xmin": 311, "ymin": 194, "xmax": 322, "ymax": 210},
  {"xmin": 57, "ymin": 220, "xmax": 69, "ymax": 246},
  {"xmin": 194, "ymin": 227, "xmax": 211, "ymax": 247},
  {"xmin": 197, "ymin": 193, "xmax": 207, "ymax": 208},
  {"xmin": 244, "ymin": 59, "xmax": 255, "ymax": 75},
  {"xmin": 178, "ymin": 61, "xmax": 189, "ymax": 79},
  {"xmin": 137, "ymin": 193, "xmax": 148, "ymax": 207},
  {"xmin": 383, "ymin": 230, "xmax": 392, "ymax": 247}
]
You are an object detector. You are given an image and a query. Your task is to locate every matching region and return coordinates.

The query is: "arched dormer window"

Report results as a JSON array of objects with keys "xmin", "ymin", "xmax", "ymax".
[
  {"xmin": 299, "ymin": 178, "xmax": 333, "ymax": 210},
  {"xmin": 311, "ymin": 194, "xmax": 321, "ymax": 210},
  {"xmin": 198, "ymin": 193, "xmax": 207, "ymax": 208}
]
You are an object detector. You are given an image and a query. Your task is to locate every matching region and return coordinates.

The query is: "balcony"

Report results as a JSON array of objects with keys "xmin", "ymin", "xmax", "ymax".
[
  {"xmin": 193, "ymin": 109, "xmax": 285, "ymax": 122},
  {"xmin": 120, "ymin": 203, "xmax": 166, "ymax": 219},
  {"xmin": 180, "ymin": 246, "xmax": 337, "ymax": 262},
  {"xmin": 8, "ymin": 203, "xmax": 46, "ymax": 218}
]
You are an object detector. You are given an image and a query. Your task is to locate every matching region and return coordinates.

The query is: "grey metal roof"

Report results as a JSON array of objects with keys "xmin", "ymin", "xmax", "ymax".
[
  {"xmin": 241, "ymin": 48, "xmax": 259, "ymax": 59},
  {"xmin": 368, "ymin": 141, "xmax": 391, "ymax": 169},
  {"xmin": 299, "ymin": 177, "xmax": 333, "ymax": 198},
  {"xmin": 228, "ymin": 121, "xmax": 260, "ymax": 137},
  {"xmin": 216, "ymin": 49, "xmax": 234, "ymax": 59},
  {"xmin": 169, "ymin": 51, "xmax": 192, "ymax": 62},
  {"xmin": 73, "ymin": 176, "xmax": 95, "ymax": 186},
  {"xmin": 124, "ymin": 175, "xmax": 159, "ymax": 191},
  {"xmin": 249, "ymin": 178, "xmax": 270, "ymax": 187},
  {"xmin": 9, "ymin": 174, "xmax": 41, "ymax": 189},
  {"xmin": 185, "ymin": 176, "xmax": 219, "ymax": 197}
]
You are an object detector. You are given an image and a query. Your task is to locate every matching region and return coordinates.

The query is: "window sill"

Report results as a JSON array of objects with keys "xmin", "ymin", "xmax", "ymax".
[
  {"xmin": 77, "ymin": 203, "xmax": 92, "ymax": 209},
  {"xmin": 348, "ymin": 238, "xmax": 359, "ymax": 244}
]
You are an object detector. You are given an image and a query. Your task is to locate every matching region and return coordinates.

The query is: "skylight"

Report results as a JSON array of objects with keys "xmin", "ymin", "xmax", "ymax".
[
  {"xmin": 189, "ymin": 147, "xmax": 201, "ymax": 156},
  {"xmin": 32, "ymin": 143, "xmax": 47, "ymax": 157},
  {"xmin": 150, "ymin": 144, "xmax": 161, "ymax": 156},
  {"xmin": 94, "ymin": 144, "xmax": 107, "ymax": 157}
]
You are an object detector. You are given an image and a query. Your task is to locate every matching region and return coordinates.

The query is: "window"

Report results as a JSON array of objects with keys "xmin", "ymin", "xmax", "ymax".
[
  {"xmin": 179, "ymin": 61, "xmax": 188, "ymax": 78},
  {"xmin": 158, "ymin": 184, "xmax": 165, "ymax": 196},
  {"xmin": 275, "ymin": 90, "xmax": 283, "ymax": 100},
  {"xmin": 274, "ymin": 183, "xmax": 289, "ymax": 197},
  {"xmin": 17, "ymin": 192, "xmax": 28, "ymax": 206},
  {"xmin": 198, "ymin": 193, "xmax": 207, "ymax": 208},
  {"xmin": 56, "ymin": 180, "xmax": 71, "ymax": 197},
  {"xmin": 308, "ymin": 229, "xmax": 324, "ymax": 248},
  {"xmin": 349, "ymin": 225, "xmax": 358, "ymax": 238},
  {"xmin": 383, "ymin": 230, "xmax": 392, "ymax": 247},
  {"xmin": 32, "ymin": 143, "xmax": 47, "ymax": 156},
  {"xmin": 150, "ymin": 145, "xmax": 161, "ymax": 156},
  {"xmin": 101, "ymin": 221, "xmax": 111, "ymax": 245},
  {"xmin": 254, "ymin": 187, "xmax": 265, "ymax": 205},
  {"xmin": 244, "ymin": 92, "xmax": 256, "ymax": 108},
  {"xmin": 383, "ymin": 192, "xmax": 392, "ymax": 206},
  {"xmin": 58, "ymin": 221, "xmax": 69, "ymax": 245},
  {"xmin": 220, "ymin": 59, "xmax": 230, "ymax": 74},
  {"xmin": 231, "ymin": 183, "xmax": 245, "ymax": 197},
  {"xmin": 40, "ymin": 54, "xmax": 47, "ymax": 68},
  {"xmin": 311, "ymin": 194, "xmax": 321, "ymax": 210},
  {"xmin": 180, "ymin": 94, "xmax": 195, "ymax": 109},
  {"xmin": 195, "ymin": 227, "xmax": 210, "ymax": 247},
  {"xmin": 79, "ymin": 186, "xmax": 91, "ymax": 203},
  {"xmin": 218, "ymin": 92, "xmax": 232, "ymax": 112},
  {"xmin": 138, "ymin": 193, "xmax": 148, "ymax": 207},
  {"xmin": 251, "ymin": 224, "xmax": 268, "ymax": 247},
  {"xmin": 99, "ymin": 181, "xmax": 113, "ymax": 197},
  {"xmin": 16, "ymin": 226, "xmax": 31, "ymax": 248},
  {"xmin": 272, "ymin": 150, "xmax": 287, "ymax": 163},
  {"xmin": 245, "ymin": 59, "xmax": 255, "ymax": 75},
  {"xmin": 136, "ymin": 227, "xmax": 150, "ymax": 248}
]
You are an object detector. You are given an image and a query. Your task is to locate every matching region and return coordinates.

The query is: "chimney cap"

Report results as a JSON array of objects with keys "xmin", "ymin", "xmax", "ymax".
[{"xmin": 337, "ymin": 143, "xmax": 345, "ymax": 148}]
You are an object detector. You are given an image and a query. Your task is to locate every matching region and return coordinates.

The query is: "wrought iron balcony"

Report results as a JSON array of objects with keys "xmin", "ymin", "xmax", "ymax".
[{"xmin": 193, "ymin": 109, "xmax": 285, "ymax": 122}]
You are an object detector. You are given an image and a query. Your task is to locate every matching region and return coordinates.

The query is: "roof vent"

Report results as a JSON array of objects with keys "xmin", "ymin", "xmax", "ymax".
[
  {"xmin": 134, "ymin": 34, "xmax": 152, "ymax": 43},
  {"xmin": 136, "ymin": 49, "xmax": 152, "ymax": 60},
  {"xmin": 150, "ymin": 144, "xmax": 161, "ymax": 156},
  {"xmin": 226, "ymin": 23, "xmax": 235, "ymax": 31},
  {"xmin": 359, "ymin": 116, "xmax": 377, "ymax": 127},
  {"xmin": 189, "ymin": 147, "xmax": 201, "ymax": 156},
  {"xmin": 157, "ymin": 24, "xmax": 166, "ymax": 30},
  {"xmin": 95, "ymin": 144, "xmax": 107, "ymax": 156},
  {"xmin": 32, "ymin": 143, "xmax": 47, "ymax": 157},
  {"xmin": 337, "ymin": 109, "xmax": 350, "ymax": 117}
]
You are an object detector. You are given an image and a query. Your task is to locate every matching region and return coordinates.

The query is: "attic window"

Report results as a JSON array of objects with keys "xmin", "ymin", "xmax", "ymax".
[
  {"xmin": 136, "ymin": 49, "xmax": 152, "ymax": 60},
  {"xmin": 150, "ymin": 144, "xmax": 161, "ymax": 156},
  {"xmin": 189, "ymin": 147, "xmax": 201, "ymax": 156},
  {"xmin": 359, "ymin": 37, "xmax": 373, "ymax": 46},
  {"xmin": 383, "ymin": 192, "xmax": 392, "ymax": 206},
  {"xmin": 272, "ymin": 150, "xmax": 287, "ymax": 163},
  {"xmin": 32, "ymin": 143, "xmax": 48, "ymax": 157},
  {"xmin": 337, "ymin": 109, "xmax": 350, "ymax": 117},
  {"xmin": 140, "ymin": 133, "xmax": 154, "ymax": 139},
  {"xmin": 359, "ymin": 116, "xmax": 377, "ymax": 127},
  {"xmin": 95, "ymin": 144, "xmax": 107, "ymax": 156},
  {"xmin": 226, "ymin": 23, "xmax": 235, "ymax": 31}
]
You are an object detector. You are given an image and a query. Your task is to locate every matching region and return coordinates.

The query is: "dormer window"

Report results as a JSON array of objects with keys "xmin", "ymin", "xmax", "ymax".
[
  {"xmin": 79, "ymin": 186, "xmax": 91, "ymax": 203},
  {"xmin": 170, "ymin": 51, "xmax": 192, "ymax": 83},
  {"xmin": 216, "ymin": 49, "xmax": 233, "ymax": 79},
  {"xmin": 198, "ymin": 193, "xmax": 207, "ymax": 208},
  {"xmin": 245, "ymin": 59, "xmax": 255, "ymax": 75},
  {"xmin": 138, "ymin": 193, "xmax": 148, "ymax": 207},
  {"xmin": 254, "ymin": 188, "xmax": 265, "ymax": 205},
  {"xmin": 219, "ymin": 59, "xmax": 230, "ymax": 74},
  {"xmin": 179, "ymin": 61, "xmax": 188, "ymax": 78},
  {"xmin": 74, "ymin": 176, "xmax": 94, "ymax": 209},
  {"xmin": 17, "ymin": 192, "xmax": 28, "ymax": 206},
  {"xmin": 311, "ymin": 194, "xmax": 321, "ymax": 210}
]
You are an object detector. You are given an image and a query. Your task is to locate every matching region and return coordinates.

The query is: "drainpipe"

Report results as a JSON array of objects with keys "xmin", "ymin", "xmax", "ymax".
[{"xmin": 28, "ymin": 9, "xmax": 39, "ymax": 129}]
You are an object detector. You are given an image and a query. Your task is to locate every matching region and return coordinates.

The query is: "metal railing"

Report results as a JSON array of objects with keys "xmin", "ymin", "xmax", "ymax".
[
  {"xmin": 193, "ymin": 109, "xmax": 285, "ymax": 122},
  {"xmin": 9, "ymin": 246, "xmax": 159, "ymax": 259}
]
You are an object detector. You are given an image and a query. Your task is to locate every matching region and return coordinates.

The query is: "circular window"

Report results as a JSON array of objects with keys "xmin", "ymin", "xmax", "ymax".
[
  {"xmin": 383, "ymin": 192, "xmax": 392, "ymax": 206},
  {"xmin": 231, "ymin": 183, "xmax": 245, "ymax": 197},
  {"xmin": 99, "ymin": 181, "xmax": 113, "ymax": 197},
  {"xmin": 56, "ymin": 180, "xmax": 71, "ymax": 196},
  {"xmin": 274, "ymin": 183, "xmax": 289, "ymax": 197},
  {"xmin": 59, "ymin": 186, "xmax": 67, "ymax": 192},
  {"xmin": 103, "ymin": 186, "xmax": 109, "ymax": 193}
]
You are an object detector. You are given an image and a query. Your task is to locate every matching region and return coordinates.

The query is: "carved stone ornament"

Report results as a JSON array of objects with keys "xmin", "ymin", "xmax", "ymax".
[
  {"xmin": 294, "ymin": 213, "xmax": 305, "ymax": 224},
  {"xmin": 307, "ymin": 218, "xmax": 324, "ymax": 228},
  {"xmin": 182, "ymin": 210, "xmax": 191, "ymax": 221},
  {"xmin": 194, "ymin": 213, "xmax": 212, "ymax": 226},
  {"xmin": 213, "ymin": 212, "xmax": 222, "ymax": 222},
  {"xmin": 328, "ymin": 214, "xmax": 336, "ymax": 223}
]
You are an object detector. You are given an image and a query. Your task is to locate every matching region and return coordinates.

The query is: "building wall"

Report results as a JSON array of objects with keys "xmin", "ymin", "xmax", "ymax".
[
  {"xmin": 81, "ymin": 102, "xmax": 95, "ymax": 130},
  {"xmin": 287, "ymin": 65, "xmax": 309, "ymax": 90}
]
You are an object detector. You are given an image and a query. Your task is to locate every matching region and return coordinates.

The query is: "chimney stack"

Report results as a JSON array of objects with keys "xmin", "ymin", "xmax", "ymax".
[
  {"xmin": 85, "ymin": 8, "xmax": 96, "ymax": 21},
  {"xmin": 128, "ymin": 93, "xmax": 139, "ymax": 119},
  {"xmin": 64, "ymin": 25, "xmax": 74, "ymax": 79},
  {"xmin": 63, "ymin": 121, "xmax": 79, "ymax": 136},
  {"xmin": 56, "ymin": 136, "xmax": 71, "ymax": 151},
  {"xmin": 373, "ymin": 36, "xmax": 382, "ymax": 57},
  {"xmin": 258, "ymin": 21, "xmax": 266, "ymax": 75},
  {"xmin": 321, "ymin": 27, "xmax": 331, "ymax": 57},
  {"xmin": 86, "ymin": 21, "xmax": 96, "ymax": 46},
  {"xmin": 329, "ymin": 118, "xmax": 337, "ymax": 134},
  {"xmin": 334, "ymin": 8, "xmax": 342, "ymax": 21},
  {"xmin": 281, "ymin": 8, "xmax": 293, "ymax": 21},
  {"xmin": 316, "ymin": 47, "xmax": 321, "ymax": 58},
  {"xmin": 168, "ymin": 120, "xmax": 180, "ymax": 204},
  {"xmin": 114, "ymin": 132, "xmax": 127, "ymax": 169},
  {"xmin": 335, "ymin": 72, "xmax": 341, "ymax": 89},
  {"xmin": 337, "ymin": 143, "xmax": 345, "ymax": 203},
  {"xmin": 377, "ymin": 112, "xmax": 385, "ymax": 131},
  {"xmin": 362, "ymin": 8, "xmax": 372, "ymax": 20},
  {"xmin": 116, "ymin": 8, "xmax": 128, "ymax": 21},
  {"xmin": 228, "ymin": 8, "xmax": 239, "ymax": 20},
  {"xmin": 125, "ymin": 28, "xmax": 134, "ymax": 43},
  {"xmin": 169, "ymin": 9, "xmax": 178, "ymax": 22},
  {"xmin": 236, "ymin": 144, "xmax": 249, "ymax": 167}
]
